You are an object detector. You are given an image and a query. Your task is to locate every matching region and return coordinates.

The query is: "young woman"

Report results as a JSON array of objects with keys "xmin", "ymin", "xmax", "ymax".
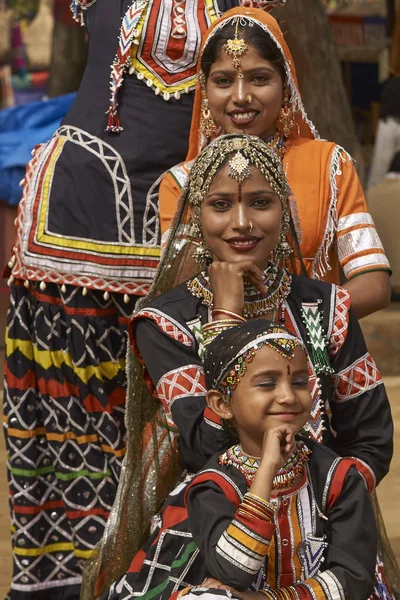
[
  {"xmin": 158, "ymin": 6, "xmax": 391, "ymax": 319},
  {"xmin": 82, "ymin": 134, "xmax": 394, "ymax": 598},
  {"xmin": 102, "ymin": 320, "xmax": 379, "ymax": 600}
]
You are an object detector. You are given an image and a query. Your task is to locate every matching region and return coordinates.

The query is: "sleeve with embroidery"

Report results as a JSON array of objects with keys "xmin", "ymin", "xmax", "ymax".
[
  {"xmin": 187, "ymin": 465, "xmax": 376, "ymax": 600},
  {"xmin": 333, "ymin": 146, "xmax": 391, "ymax": 279},
  {"xmin": 259, "ymin": 465, "xmax": 376, "ymax": 600},
  {"xmin": 327, "ymin": 287, "xmax": 393, "ymax": 490},
  {"xmin": 134, "ymin": 315, "xmax": 226, "ymax": 472},
  {"xmin": 186, "ymin": 480, "xmax": 276, "ymax": 590}
]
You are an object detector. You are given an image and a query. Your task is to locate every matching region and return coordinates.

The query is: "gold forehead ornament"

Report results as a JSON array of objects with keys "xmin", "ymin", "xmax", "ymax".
[
  {"xmin": 228, "ymin": 151, "xmax": 251, "ymax": 183},
  {"xmin": 223, "ymin": 20, "xmax": 248, "ymax": 75}
]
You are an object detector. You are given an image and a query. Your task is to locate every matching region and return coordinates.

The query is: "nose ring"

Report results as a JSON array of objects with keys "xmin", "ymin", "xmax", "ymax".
[
  {"xmin": 249, "ymin": 222, "xmax": 253, "ymax": 233},
  {"xmin": 246, "ymin": 94, "xmax": 252, "ymax": 104}
]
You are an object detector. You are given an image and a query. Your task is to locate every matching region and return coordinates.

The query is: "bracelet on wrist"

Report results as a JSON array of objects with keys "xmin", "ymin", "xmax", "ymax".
[{"xmin": 211, "ymin": 308, "xmax": 246, "ymax": 323}]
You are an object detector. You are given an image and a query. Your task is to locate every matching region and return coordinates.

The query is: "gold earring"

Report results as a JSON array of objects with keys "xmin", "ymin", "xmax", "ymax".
[
  {"xmin": 277, "ymin": 86, "xmax": 295, "ymax": 138},
  {"xmin": 199, "ymin": 73, "xmax": 217, "ymax": 138},
  {"xmin": 276, "ymin": 202, "xmax": 293, "ymax": 261}
]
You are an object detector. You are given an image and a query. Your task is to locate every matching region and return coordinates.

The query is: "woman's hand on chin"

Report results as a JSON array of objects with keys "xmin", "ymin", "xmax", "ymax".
[{"xmin": 208, "ymin": 261, "xmax": 268, "ymax": 316}]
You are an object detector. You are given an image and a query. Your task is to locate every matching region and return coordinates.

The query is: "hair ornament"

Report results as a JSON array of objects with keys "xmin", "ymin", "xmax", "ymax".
[
  {"xmin": 187, "ymin": 134, "xmax": 288, "ymax": 208},
  {"xmin": 215, "ymin": 330, "xmax": 303, "ymax": 398},
  {"xmin": 228, "ymin": 151, "xmax": 251, "ymax": 183},
  {"xmin": 223, "ymin": 19, "xmax": 248, "ymax": 75}
]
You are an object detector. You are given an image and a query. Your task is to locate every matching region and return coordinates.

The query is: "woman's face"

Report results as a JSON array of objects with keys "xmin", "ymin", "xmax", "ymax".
[
  {"xmin": 200, "ymin": 164, "xmax": 282, "ymax": 271},
  {"xmin": 206, "ymin": 43, "xmax": 284, "ymax": 139}
]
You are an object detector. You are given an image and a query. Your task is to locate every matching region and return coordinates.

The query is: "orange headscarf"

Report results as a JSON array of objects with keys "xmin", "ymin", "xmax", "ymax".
[{"xmin": 186, "ymin": 6, "xmax": 317, "ymax": 161}]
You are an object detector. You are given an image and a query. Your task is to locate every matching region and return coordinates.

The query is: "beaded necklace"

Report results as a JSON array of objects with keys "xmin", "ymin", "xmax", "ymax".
[
  {"xmin": 264, "ymin": 132, "xmax": 287, "ymax": 160},
  {"xmin": 187, "ymin": 263, "xmax": 292, "ymax": 319},
  {"xmin": 219, "ymin": 440, "xmax": 311, "ymax": 490}
]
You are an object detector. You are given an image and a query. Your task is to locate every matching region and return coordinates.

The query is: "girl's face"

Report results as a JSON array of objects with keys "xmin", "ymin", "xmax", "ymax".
[
  {"xmin": 200, "ymin": 164, "xmax": 282, "ymax": 271},
  {"xmin": 206, "ymin": 43, "xmax": 284, "ymax": 139},
  {"xmin": 210, "ymin": 345, "xmax": 312, "ymax": 457}
]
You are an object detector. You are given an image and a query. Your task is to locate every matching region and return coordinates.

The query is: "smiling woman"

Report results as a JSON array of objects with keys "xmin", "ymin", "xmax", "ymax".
[
  {"xmin": 205, "ymin": 44, "xmax": 284, "ymax": 140},
  {"xmin": 158, "ymin": 6, "xmax": 391, "ymax": 320},
  {"xmin": 201, "ymin": 166, "xmax": 282, "ymax": 267},
  {"xmin": 83, "ymin": 134, "xmax": 395, "ymax": 599}
]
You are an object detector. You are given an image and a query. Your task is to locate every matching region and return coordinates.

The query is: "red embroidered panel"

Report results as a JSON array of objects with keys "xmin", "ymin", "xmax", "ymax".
[
  {"xmin": 328, "ymin": 287, "xmax": 350, "ymax": 357},
  {"xmin": 157, "ymin": 365, "xmax": 206, "ymax": 413},
  {"xmin": 135, "ymin": 309, "xmax": 193, "ymax": 347},
  {"xmin": 332, "ymin": 352, "xmax": 382, "ymax": 402}
]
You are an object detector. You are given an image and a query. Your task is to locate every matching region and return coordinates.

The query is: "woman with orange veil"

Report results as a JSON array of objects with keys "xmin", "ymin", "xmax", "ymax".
[{"xmin": 158, "ymin": 5, "xmax": 391, "ymax": 319}]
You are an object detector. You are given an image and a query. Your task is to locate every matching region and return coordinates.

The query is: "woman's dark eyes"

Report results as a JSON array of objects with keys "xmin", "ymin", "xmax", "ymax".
[
  {"xmin": 212, "ymin": 75, "xmax": 271, "ymax": 86},
  {"xmin": 213, "ymin": 77, "xmax": 233, "ymax": 86},
  {"xmin": 252, "ymin": 75, "xmax": 271, "ymax": 84},
  {"xmin": 252, "ymin": 198, "xmax": 272, "ymax": 208},
  {"xmin": 212, "ymin": 200, "xmax": 232, "ymax": 210}
]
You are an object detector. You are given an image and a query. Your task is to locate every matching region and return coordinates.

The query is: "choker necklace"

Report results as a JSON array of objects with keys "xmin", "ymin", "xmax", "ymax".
[
  {"xmin": 187, "ymin": 263, "xmax": 292, "ymax": 319},
  {"xmin": 265, "ymin": 132, "xmax": 287, "ymax": 160},
  {"xmin": 219, "ymin": 440, "xmax": 311, "ymax": 490}
]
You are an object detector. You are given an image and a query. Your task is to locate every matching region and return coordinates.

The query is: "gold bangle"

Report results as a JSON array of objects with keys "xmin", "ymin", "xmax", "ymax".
[
  {"xmin": 245, "ymin": 492, "xmax": 277, "ymax": 512},
  {"xmin": 212, "ymin": 308, "xmax": 246, "ymax": 323}
]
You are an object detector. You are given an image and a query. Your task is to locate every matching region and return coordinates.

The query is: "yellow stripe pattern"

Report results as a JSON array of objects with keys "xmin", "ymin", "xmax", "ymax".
[{"xmin": 6, "ymin": 332, "xmax": 125, "ymax": 385}]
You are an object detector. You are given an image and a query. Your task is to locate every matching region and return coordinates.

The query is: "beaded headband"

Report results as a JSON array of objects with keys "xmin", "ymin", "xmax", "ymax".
[
  {"xmin": 187, "ymin": 134, "xmax": 288, "ymax": 208},
  {"xmin": 215, "ymin": 331, "xmax": 304, "ymax": 400}
]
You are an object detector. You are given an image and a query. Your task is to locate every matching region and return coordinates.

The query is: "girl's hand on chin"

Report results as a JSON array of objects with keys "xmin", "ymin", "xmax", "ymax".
[
  {"xmin": 208, "ymin": 261, "xmax": 268, "ymax": 316},
  {"xmin": 261, "ymin": 424, "xmax": 296, "ymax": 473}
]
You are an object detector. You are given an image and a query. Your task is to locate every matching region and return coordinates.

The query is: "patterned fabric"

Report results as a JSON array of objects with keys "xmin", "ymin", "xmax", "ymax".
[
  {"xmin": 217, "ymin": 515, "xmax": 273, "ymax": 576},
  {"xmin": 332, "ymin": 353, "xmax": 383, "ymax": 403},
  {"xmin": 102, "ymin": 0, "xmax": 220, "ymax": 130},
  {"xmin": 337, "ymin": 212, "xmax": 390, "ymax": 279},
  {"xmin": 4, "ymin": 281, "xmax": 137, "ymax": 599},
  {"xmin": 134, "ymin": 309, "xmax": 194, "ymax": 347},
  {"xmin": 156, "ymin": 366, "xmax": 206, "ymax": 414},
  {"xmin": 328, "ymin": 287, "xmax": 350, "ymax": 358},
  {"xmin": 282, "ymin": 303, "xmax": 325, "ymax": 444},
  {"xmin": 103, "ymin": 443, "xmax": 379, "ymax": 600},
  {"xmin": 10, "ymin": 127, "xmax": 160, "ymax": 296},
  {"xmin": 129, "ymin": 0, "xmax": 220, "ymax": 98}
]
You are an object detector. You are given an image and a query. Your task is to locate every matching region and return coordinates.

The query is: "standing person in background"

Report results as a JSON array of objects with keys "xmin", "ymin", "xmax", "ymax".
[
  {"xmin": 368, "ymin": 77, "xmax": 400, "ymax": 189},
  {"xmin": 368, "ymin": 151, "xmax": 400, "ymax": 299},
  {"xmin": 3, "ymin": 1, "xmax": 284, "ymax": 598},
  {"xmin": 158, "ymin": 6, "xmax": 391, "ymax": 319}
]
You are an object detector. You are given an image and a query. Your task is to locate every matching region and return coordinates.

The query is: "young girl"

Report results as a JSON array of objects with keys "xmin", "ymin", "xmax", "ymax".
[{"xmin": 104, "ymin": 320, "xmax": 378, "ymax": 600}]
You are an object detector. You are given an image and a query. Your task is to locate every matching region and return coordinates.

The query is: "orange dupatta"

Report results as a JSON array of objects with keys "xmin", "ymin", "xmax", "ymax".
[{"xmin": 159, "ymin": 7, "xmax": 389, "ymax": 283}]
